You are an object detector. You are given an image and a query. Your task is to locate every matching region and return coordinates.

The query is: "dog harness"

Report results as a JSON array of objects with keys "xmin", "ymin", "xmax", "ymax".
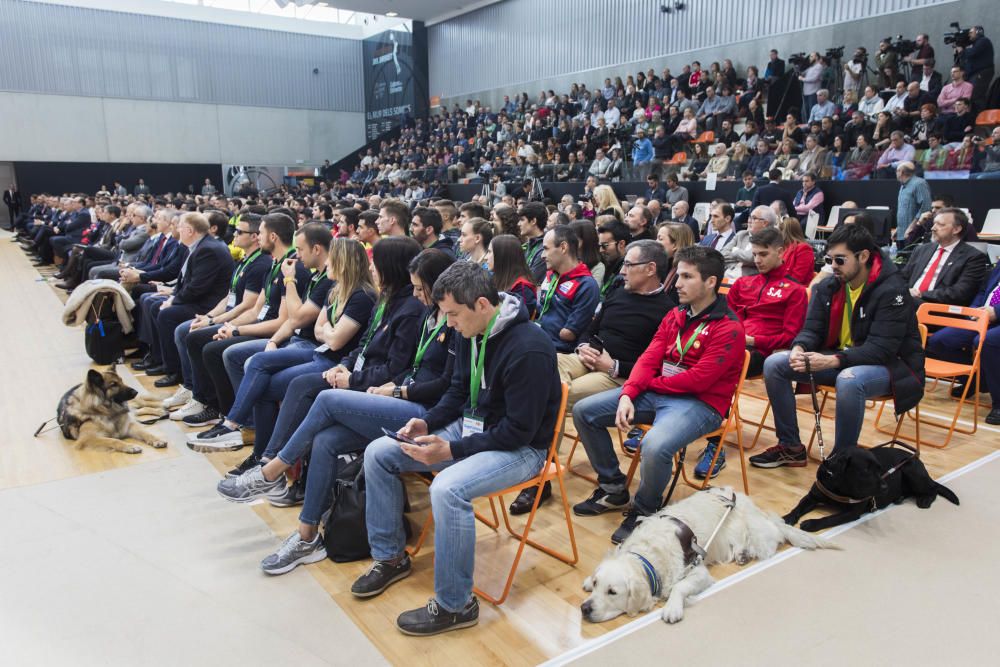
[
  {"xmin": 812, "ymin": 443, "xmax": 919, "ymax": 512},
  {"xmin": 629, "ymin": 552, "xmax": 662, "ymax": 598},
  {"xmin": 667, "ymin": 518, "xmax": 707, "ymax": 568}
]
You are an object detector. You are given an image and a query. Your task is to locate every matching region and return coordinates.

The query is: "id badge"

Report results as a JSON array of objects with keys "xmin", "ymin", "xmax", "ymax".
[
  {"xmin": 353, "ymin": 353, "xmax": 365, "ymax": 372},
  {"xmin": 226, "ymin": 291, "xmax": 237, "ymax": 309},
  {"xmin": 315, "ymin": 344, "xmax": 330, "ymax": 354},
  {"xmin": 661, "ymin": 361, "xmax": 686, "ymax": 378},
  {"xmin": 462, "ymin": 409, "xmax": 485, "ymax": 437},
  {"xmin": 257, "ymin": 304, "xmax": 269, "ymax": 321}
]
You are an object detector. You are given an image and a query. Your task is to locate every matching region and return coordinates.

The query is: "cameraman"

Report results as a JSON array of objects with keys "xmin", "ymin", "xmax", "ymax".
[
  {"xmin": 798, "ymin": 53, "xmax": 823, "ymax": 120},
  {"xmin": 955, "ymin": 26, "xmax": 995, "ymax": 111},
  {"xmin": 875, "ymin": 39, "xmax": 899, "ymax": 90},
  {"xmin": 843, "ymin": 47, "xmax": 867, "ymax": 97},
  {"xmin": 970, "ymin": 127, "xmax": 1000, "ymax": 180},
  {"xmin": 903, "ymin": 34, "xmax": 935, "ymax": 67}
]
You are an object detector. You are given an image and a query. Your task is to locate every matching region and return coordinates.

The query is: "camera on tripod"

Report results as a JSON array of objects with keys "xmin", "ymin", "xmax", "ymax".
[
  {"xmin": 944, "ymin": 22, "xmax": 972, "ymax": 47},
  {"xmin": 826, "ymin": 46, "xmax": 845, "ymax": 60},
  {"xmin": 788, "ymin": 52, "xmax": 810, "ymax": 70},
  {"xmin": 886, "ymin": 35, "xmax": 917, "ymax": 56}
]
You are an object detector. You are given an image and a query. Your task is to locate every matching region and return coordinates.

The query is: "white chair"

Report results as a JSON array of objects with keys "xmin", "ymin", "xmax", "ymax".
[
  {"xmin": 816, "ymin": 205, "xmax": 840, "ymax": 236},
  {"xmin": 805, "ymin": 210, "xmax": 820, "ymax": 240},
  {"xmin": 693, "ymin": 202, "xmax": 711, "ymax": 232},
  {"xmin": 980, "ymin": 208, "xmax": 1000, "ymax": 241}
]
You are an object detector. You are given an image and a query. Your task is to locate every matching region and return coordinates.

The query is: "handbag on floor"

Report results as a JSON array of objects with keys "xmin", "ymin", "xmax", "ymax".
[{"xmin": 84, "ymin": 293, "xmax": 124, "ymax": 365}]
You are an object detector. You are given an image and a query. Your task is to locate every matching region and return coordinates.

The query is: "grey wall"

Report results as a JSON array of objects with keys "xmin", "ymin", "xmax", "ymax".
[
  {"xmin": 431, "ymin": 0, "xmax": 990, "ymax": 109},
  {"xmin": 0, "ymin": 0, "xmax": 363, "ymax": 112}
]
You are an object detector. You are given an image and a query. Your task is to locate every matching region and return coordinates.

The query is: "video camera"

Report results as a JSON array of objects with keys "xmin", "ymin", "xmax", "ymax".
[
  {"xmin": 886, "ymin": 35, "xmax": 918, "ymax": 56},
  {"xmin": 826, "ymin": 46, "xmax": 845, "ymax": 60},
  {"xmin": 944, "ymin": 22, "xmax": 972, "ymax": 48},
  {"xmin": 788, "ymin": 52, "xmax": 809, "ymax": 69}
]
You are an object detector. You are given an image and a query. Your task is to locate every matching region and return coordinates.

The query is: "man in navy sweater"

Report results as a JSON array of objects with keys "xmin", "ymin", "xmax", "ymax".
[{"xmin": 351, "ymin": 262, "xmax": 561, "ymax": 636}]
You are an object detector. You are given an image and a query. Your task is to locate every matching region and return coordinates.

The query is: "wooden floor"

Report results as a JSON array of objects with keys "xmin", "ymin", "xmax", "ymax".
[{"xmin": 4, "ymin": 230, "xmax": 996, "ymax": 665}]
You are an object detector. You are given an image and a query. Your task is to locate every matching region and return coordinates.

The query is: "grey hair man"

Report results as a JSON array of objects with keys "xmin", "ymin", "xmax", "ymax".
[{"xmin": 725, "ymin": 205, "xmax": 778, "ymax": 279}]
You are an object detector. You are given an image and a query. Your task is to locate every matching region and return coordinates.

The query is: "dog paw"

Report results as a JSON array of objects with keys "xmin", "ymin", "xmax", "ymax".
[
  {"xmin": 661, "ymin": 602, "xmax": 685, "ymax": 624},
  {"xmin": 799, "ymin": 519, "xmax": 820, "ymax": 533},
  {"xmin": 124, "ymin": 445, "xmax": 143, "ymax": 454},
  {"xmin": 782, "ymin": 513, "xmax": 797, "ymax": 525},
  {"xmin": 150, "ymin": 440, "xmax": 168, "ymax": 449}
]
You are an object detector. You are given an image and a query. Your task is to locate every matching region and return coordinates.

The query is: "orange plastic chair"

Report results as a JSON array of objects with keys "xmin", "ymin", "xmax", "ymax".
[
  {"xmin": 875, "ymin": 304, "xmax": 989, "ymax": 449},
  {"xmin": 669, "ymin": 151, "xmax": 688, "ymax": 164},
  {"xmin": 693, "ymin": 131, "xmax": 715, "ymax": 144},
  {"xmin": 975, "ymin": 109, "xmax": 1000, "ymax": 126},
  {"xmin": 622, "ymin": 350, "xmax": 752, "ymax": 495},
  {"xmin": 406, "ymin": 383, "xmax": 578, "ymax": 605}
]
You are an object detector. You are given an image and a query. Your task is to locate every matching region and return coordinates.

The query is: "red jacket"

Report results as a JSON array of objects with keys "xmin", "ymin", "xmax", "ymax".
[
  {"xmin": 783, "ymin": 242, "xmax": 815, "ymax": 285},
  {"xmin": 622, "ymin": 296, "xmax": 745, "ymax": 417},
  {"xmin": 727, "ymin": 266, "xmax": 808, "ymax": 357}
]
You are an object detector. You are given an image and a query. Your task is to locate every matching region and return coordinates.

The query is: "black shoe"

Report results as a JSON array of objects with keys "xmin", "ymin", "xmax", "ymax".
[
  {"xmin": 951, "ymin": 382, "xmax": 975, "ymax": 399},
  {"xmin": 143, "ymin": 364, "xmax": 167, "ymax": 376},
  {"xmin": 749, "ymin": 443, "xmax": 808, "ymax": 468},
  {"xmin": 396, "ymin": 597, "xmax": 479, "ymax": 636},
  {"xmin": 124, "ymin": 348, "xmax": 146, "ymax": 360},
  {"xmin": 351, "ymin": 556, "xmax": 413, "ymax": 598},
  {"xmin": 573, "ymin": 487, "xmax": 630, "ymax": 517},
  {"xmin": 130, "ymin": 355, "xmax": 153, "ymax": 370},
  {"xmin": 269, "ymin": 477, "xmax": 306, "ymax": 507},
  {"xmin": 611, "ymin": 508, "xmax": 642, "ymax": 545},
  {"xmin": 153, "ymin": 373, "xmax": 181, "ymax": 388},
  {"xmin": 509, "ymin": 481, "xmax": 552, "ymax": 515},
  {"xmin": 227, "ymin": 452, "xmax": 260, "ymax": 478},
  {"xmin": 182, "ymin": 407, "xmax": 221, "ymax": 427},
  {"xmin": 32, "ymin": 260, "xmax": 50, "ymax": 267},
  {"xmin": 55, "ymin": 281, "xmax": 78, "ymax": 291},
  {"xmin": 987, "ymin": 408, "xmax": 1000, "ymax": 426}
]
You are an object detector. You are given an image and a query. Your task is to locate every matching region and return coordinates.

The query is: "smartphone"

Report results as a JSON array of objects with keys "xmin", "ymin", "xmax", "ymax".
[
  {"xmin": 589, "ymin": 335, "xmax": 605, "ymax": 354},
  {"xmin": 382, "ymin": 426, "xmax": 423, "ymax": 446}
]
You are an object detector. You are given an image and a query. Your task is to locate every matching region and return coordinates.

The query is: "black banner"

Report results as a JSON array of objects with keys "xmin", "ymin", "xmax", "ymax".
[{"xmin": 362, "ymin": 26, "xmax": 428, "ymax": 141}]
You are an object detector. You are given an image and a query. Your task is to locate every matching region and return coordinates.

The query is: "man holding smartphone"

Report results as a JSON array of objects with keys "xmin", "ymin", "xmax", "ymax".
[{"xmin": 351, "ymin": 262, "xmax": 561, "ymax": 636}]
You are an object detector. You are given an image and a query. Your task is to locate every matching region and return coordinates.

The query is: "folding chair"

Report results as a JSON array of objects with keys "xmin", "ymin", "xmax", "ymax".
[
  {"xmin": 978, "ymin": 208, "xmax": 1000, "ymax": 242},
  {"xmin": 875, "ymin": 304, "xmax": 989, "ymax": 449},
  {"xmin": 621, "ymin": 350, "xmax": 752, "ymax": 495},
  {"xmin": 407, "ymin": 383, "xmax": 578, "ymax": 605}
]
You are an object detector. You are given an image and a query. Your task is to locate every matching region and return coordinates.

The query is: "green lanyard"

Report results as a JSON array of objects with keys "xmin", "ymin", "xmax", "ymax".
[
  {"xmin": 230, "ymin": 248, "xmax": 261, "ymax": 291},
  {"xmin": 525, "ymin": 239, "xmax": 542, "ymax": 266},
  {"xmin": 411, "ymin": 312, "xmax": 448, "ymax": 374},
  {"xmin": 358, "ymin": 300, "xmax": 388, "ymax": 356},
  {"xmin": 675, "ymin": 321, "xmax": 708, "ymax": 364},
  {"xmin": 538, "ymin": 272, "xmax": 559, "ymax": 317},
  {"xmin": 306, "ymin": 269, "xmax": 324, "ymax": 299},
  {"xmin": 469, "ymin": 310, "xmax": 500, "ymax": 411},
  {"xmin": 600, "ymin": 273, "xmax": 616, "ymax": 297},
  {"xmin": 326, "ymin": 297, "xmax": 340, "ymax": 325},
  {"xmin": 263, "ymin": 248, "xmax": 295, "ymax": 300}
]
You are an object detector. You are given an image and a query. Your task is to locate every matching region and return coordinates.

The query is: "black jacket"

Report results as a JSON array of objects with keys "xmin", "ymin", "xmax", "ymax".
[
  {"xmin": 172, "ymin": 237, "xmax": 235, "ymax": 311},
  {"xmin": 899, "ymin": 240, "xmax": 989, "ymax": 307},
  {"xmin": 795, "ymin": 254, "xmax": 924, "ymax": 414},
  {"xmin": 752, "ymin": 182, "xmax": 796, "ymax": 214},
  {"xmin": 424, "ymin": 293, "xmax": 561, "ymax": 458},
  {"xmin": 341, "ymin": 285, "xmax": 424, "ymax": 391},
  {"xmin": 391, "ymin": 307, "xmax": 456, "ymax": 408}
]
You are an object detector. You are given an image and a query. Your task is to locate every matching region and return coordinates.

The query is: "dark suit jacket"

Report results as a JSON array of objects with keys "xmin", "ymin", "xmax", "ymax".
[
  {"xmin": 63, "ymin": 210, "xmax": 92, "ymax": 239},
  {"xmin": 751, "ymin": 182, "xmax": 796, "ymax": 215},
  {"xmin": 900, "ymin": 241, "xmax": 989, "ymax": 306},
  {"xmin": 139, "ymin": 240, "xmax": 188, "ymax": 284},
  {"xmin": 172, "ymin": 237, "xmax": 235, "ymax": 311},
  {"xmin": 673, "ymin": 215, "xmax": 701, "ymax": 240},
  {"xmin": 908, "ymin": 70, "xmax": 943, "ymax": 99},
  {"xmin": 970, "ymin": 264, "xmax": 1000, "ymax": 309}
]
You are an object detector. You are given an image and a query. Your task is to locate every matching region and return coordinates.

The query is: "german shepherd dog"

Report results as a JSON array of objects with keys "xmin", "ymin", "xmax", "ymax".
[{"xmin": 57, "ymin": 368, "xmax": 168, "ymax": 454}]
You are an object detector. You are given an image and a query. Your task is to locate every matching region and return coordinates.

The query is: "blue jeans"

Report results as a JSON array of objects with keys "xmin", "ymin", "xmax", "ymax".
[
  {"xmin": 573, "ymin": 388, "xmax": 722, "ymax": 515},
  {"xmin": 763, "ymin": 351, "xmax": 892, "ymax": 452},
  {"xmin": 365, "ymin": 420, "xmax": 547, "ymax": 611},
  {"xmin": 257, "ymin": 371, "xmax": 333, "ymax": 459},
  {"xmin": 221, "ymin": 338, "xmax": 269, "ymax": 395},
  {"xmin": 284, "ymin": 390, "xmax": 429, "ymax": 525},
  {"xmin": 174, "ymin": 319, "xmax": 196, "ymax": 389},
  {"xmin": 226, "ymin": 343, "xmax": 318, "ymax": 427}
]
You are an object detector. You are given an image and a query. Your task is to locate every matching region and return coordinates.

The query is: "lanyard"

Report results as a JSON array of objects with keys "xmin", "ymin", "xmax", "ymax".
[
  {"xmin": 674, "ymin": 320, "xmax": 708, "ymax": 364},
  {"xmin": 469, "ymin": 310, "xmax": 500, "ymax": 411},
  {"xmin": 306, "ymin": 269, "xmax": 324, "ymax": 298},
  {"xmin": 230, "ymin": 248, "xmax": 261, "ymax": 291},
  {"xmin": 411, "ymin": 312, "xmax": 448, "ymax": 374},
  {"xmin": 327, "ymin": 297, "xmax": 340, "ymax": 324},
  {"xmin": 358, "ymin": 300, "xmax": 388, "ymax": 356},
  {"xmin": 538, "ymin": 272, "xmax": 559, "ymax": 317},
  {"xmin": 525, "ymin": 238, "xmax": 542, "ymax": 266},
  {"xmin": 600, "ymin": 273, "xmax": 616, "ymax": 296},
  {"xmin": 263, "ymin": 248, "xmax": 295, "ymax": 300}
]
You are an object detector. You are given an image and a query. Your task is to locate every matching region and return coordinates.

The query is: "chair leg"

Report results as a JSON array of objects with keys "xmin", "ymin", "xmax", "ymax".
[
  {"xmin": 747, "ymin": 399, "xmax": 773, "ymax": 452},
  {"xmin": 406, "ymin": 512, "xmax": 434, "ymax": 558},
  {"xmin": 564, "ymin": 433, "xmax": 598, "ymax": 484},
  {"xmin": 911, "ymin": 370, "xmax": 979, "ymax": 449}
]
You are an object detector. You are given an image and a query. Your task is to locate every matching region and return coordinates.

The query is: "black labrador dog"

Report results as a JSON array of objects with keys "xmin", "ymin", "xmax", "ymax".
[{"xmin": 783, "ymin": 445, "xmax": 960, "ymax": 532}]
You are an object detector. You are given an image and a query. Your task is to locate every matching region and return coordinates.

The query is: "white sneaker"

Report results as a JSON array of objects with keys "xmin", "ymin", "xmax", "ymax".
[
  {"xmin": 170, "ymin": 399, "xmax": 204, "ymax": 421},
  {"xmin": 162, "ymin": 387, "xmax": 192, "ymax": 410}
]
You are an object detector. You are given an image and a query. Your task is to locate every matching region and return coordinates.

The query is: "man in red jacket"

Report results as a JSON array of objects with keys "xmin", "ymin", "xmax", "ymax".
[{"xmin": 571, "ymin": 246, "xmax": 746, "ymax": 544}]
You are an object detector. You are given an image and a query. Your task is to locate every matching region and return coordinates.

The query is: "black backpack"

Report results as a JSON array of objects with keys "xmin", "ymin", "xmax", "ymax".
[{"xmin": 84, "ymin": 293, "xmax": 125, "ymax": 365}]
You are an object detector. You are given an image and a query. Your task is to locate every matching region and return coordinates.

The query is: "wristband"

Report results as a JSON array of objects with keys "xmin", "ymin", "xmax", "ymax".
[
  {"xmin": 284, "ymin": 276, "xmax": 296, "ymax": 284},
  {"xmin": 392, "ymin": 385, "xmax": 403, "ymax": 399},
  {"xmin": 208, "ymin": 317, "xmax": 214, "ymax": 325}
]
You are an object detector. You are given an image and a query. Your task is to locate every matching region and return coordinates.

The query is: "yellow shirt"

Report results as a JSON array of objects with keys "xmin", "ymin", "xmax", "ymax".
[{"xmin": 839, "ymin": 283, "xmax": 864, "ymax": 349}]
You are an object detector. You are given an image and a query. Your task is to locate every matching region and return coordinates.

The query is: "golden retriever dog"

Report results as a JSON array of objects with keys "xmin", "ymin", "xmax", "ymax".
[
  {"xmin": 581, "ymin": 487, "xmax": 839, "ymax": 624},
  {"xmin": 56, "ymin": 368, "xmax": 167, "ymax": 454}
]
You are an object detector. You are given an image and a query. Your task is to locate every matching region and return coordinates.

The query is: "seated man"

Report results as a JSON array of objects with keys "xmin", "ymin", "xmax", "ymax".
[
  {"xmin": 724, "ymin": 205, "xmax": 776, "ymax": 280},
  {"xmin": 572, "ymin": 246, "xmax": 745, "ymax": 544},
  {"xmin": 899, "ymin": 208, "xmax": 988, "ymax": 307},
  {"xmin": 596, "ymin": 218, "xmax": 630, "ymax": 298},
  {"xmin": 350, "ymin": 262, "xmax": 561, "ymax": 636},
  {"xmin": 750, "ymin": 224, "xmax": 925, "ymax": 468},
  {"xmin": 926, "ymin": 262, "xmax": 1000, "ymax": 425},
  {"xmin": 537, "ymin": 225, "xmax": 600, "ymax": 353}
]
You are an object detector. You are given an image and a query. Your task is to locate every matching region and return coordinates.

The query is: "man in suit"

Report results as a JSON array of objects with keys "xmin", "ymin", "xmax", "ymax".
[
  {"xmin": 751, "ymin": 170, "xmax": 796, "ymax": 218},
  {"xmin": 899, "ymin": 208, "xmax": 988, "ymax": 307},
  {"xmin": 699, "ymin": 203, "xmax": 739, "ymax": 276},
  {"xmin": 141, "ymin": 212, "xmax": 235, "ymax": 385},
  {"xmin": 3, "ymin": 184, "xmax": 21, "ymax": 228},
  {"xmin": 909, "ymin": 61, "xmax": 943, "ymax": 100},
  {"xmin": 926, "ymin": 263, "xmax": 1000, "ymax": 425},
  {"xmin": 34, "ymin": 196, "xmax": 91, "ymax": 266},
  {"xmin": 670, "ymin": 200, "xmax": 701, "ymax": 241},
  {"xmin": 134, "ymin": 179, "xmax": 151, "ymax": 196},
  {"xmin": 764, "ymin": 50, "xmax": 785, "ymax": 83}
]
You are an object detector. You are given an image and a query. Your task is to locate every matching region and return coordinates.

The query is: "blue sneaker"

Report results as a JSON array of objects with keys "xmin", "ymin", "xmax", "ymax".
[
  {"xmin": 622, "ymin": 428, "xmax": 644, "ymax": 454},
  {"xmin": 694, "ymin": 442, "xmax": 726, "ymax": 479}
]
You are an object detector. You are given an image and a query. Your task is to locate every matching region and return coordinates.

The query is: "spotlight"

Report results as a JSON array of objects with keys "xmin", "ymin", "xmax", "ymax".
[
  {"xmin": 386, "ymin": 11, "xmax": 398, "ymax": 17},
  {"xmin": 674, "ymin": 1, "xmax": 686, "ymax": 9},
  {"xmin": 660, "ymin": 4, "xmax": 672, "ymax": 13}
]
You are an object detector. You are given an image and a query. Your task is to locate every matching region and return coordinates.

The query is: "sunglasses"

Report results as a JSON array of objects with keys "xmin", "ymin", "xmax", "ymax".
[
  {"xmin": 234, "ymin": 229, "xmax": 256, "ymax": 236},
  {"xmin": 823, "ymin": 251, "xmax": 862, "ymax": 266}
]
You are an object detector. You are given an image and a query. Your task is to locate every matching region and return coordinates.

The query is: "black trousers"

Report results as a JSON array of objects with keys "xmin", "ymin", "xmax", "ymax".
[
  {"xmin": 154, "ymin": 303, "xmax": 201, "ymax": 375},
  {"xmin": 185, "ymin": 326, "xmax": 255, "ymax": 413}
]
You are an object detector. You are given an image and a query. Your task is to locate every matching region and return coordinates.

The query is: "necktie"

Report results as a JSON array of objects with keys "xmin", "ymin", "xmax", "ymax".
[
  {"xmin": 918, "ymin": 247, "xmax": 946, "ymax": 293},
  {"xmin": 987, "ymin": 282, "xmax": 1000, "ymax": 308},
  {"xmin": 151, "ymin": 236, "xmax": 167, "ymax": 264}
]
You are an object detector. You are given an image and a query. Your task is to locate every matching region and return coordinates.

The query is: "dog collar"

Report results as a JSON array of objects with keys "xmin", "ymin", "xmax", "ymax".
[{"xmin": 629, "ymin": 551, "xmax": 661, "ymax": 598}]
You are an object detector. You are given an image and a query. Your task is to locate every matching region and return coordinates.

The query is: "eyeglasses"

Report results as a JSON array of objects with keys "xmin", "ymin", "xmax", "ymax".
[
  {"xmin": 622, "ymin": 260, "xmax": 653, "ymax": 269},
  {"xmin": 749, "ymin": 215, "xmax": 768, "ymax": 221},
  {"xmin": 823, "ymin": 251, "xmax": 862, "ymax": 266},
  {"xmin": 598, "ymin": 242, "xmax": 615, "ymax": 249},
  {"xmin": 234, "ymin": 229, "xmax": 256, "ymax": 236}
]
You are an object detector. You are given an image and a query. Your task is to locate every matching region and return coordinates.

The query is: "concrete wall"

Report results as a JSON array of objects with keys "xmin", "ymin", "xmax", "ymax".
[
  {"xmin": 0, "ymin": 92, "xmax": 365, "ymax": 166},
  {"xmin": 435, "ymin": 0, "xmax": 994, "ymax": 110}
]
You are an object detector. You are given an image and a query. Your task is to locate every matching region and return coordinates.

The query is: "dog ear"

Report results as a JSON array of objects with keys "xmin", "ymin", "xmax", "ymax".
[
  {"xmin": 582, "ymin": 575, "xmax": 594, "ymax": 593},
  {"xmin": 87, "ymin": 369, "xmax": 106, "ymax": 391},
  {"xmin": 623, "ymin": 574, "xmax": 652, "ymax": 616}
]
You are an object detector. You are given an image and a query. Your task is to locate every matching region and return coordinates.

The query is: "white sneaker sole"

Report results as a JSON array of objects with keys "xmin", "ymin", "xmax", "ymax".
[
  {"xmin": 261, "ymin": 547, "xmax": 328, "ymax": 575},
  {"xmin": 216, "ymin": 483, "xmax": 286, "ymax": 504},
  {"xmin": 186, "ymin": 437, "xmax": 244, "ymax": 452}
]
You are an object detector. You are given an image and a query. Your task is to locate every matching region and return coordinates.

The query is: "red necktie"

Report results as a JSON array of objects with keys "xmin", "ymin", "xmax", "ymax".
[
  {"xmin": 151, "ymin": 236, "xmax": 167, "ymax": 264},
  {"xmin": 918, "ymin": 247, "xmax": 946, "ymax": 292}
]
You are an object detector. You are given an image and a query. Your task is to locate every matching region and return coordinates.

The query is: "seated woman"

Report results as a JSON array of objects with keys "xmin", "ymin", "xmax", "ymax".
[
  {"xmin": 920, "ymin": 133, "xmax": 952, "ymax": 172},
  {"xmin": 778, "ymin": 215, "xmax": 815, "ymax": 285},
  {"xmin": 189, "ymin": 237, "xmax": 375, "ymax": 454},
  {"xmin": 459, "ymin": 217, "xmax": 493, "ymax": 270},
  {"xmin": 842, "ymin": 134, "xmax": 877, "ymax": 180},
  {"xmin": 230, "ymin": 250, "xmax": 459, "ymax": 573},
  {"xmin": 656, "ymin": 222, "xmax": 694, "ymax": 303},
  {"xmin": 219, "ymin": 236, "xmax": 425, "ymax": 479},
  {"xmin": 487, "ymin": 234, "xmax": 537, "ymax": 318}
]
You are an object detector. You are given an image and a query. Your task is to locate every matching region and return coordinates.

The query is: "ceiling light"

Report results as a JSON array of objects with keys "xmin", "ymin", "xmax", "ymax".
[{"xmin": 386, "ymin": 11, "xmax": 398, "ymax": 17}]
